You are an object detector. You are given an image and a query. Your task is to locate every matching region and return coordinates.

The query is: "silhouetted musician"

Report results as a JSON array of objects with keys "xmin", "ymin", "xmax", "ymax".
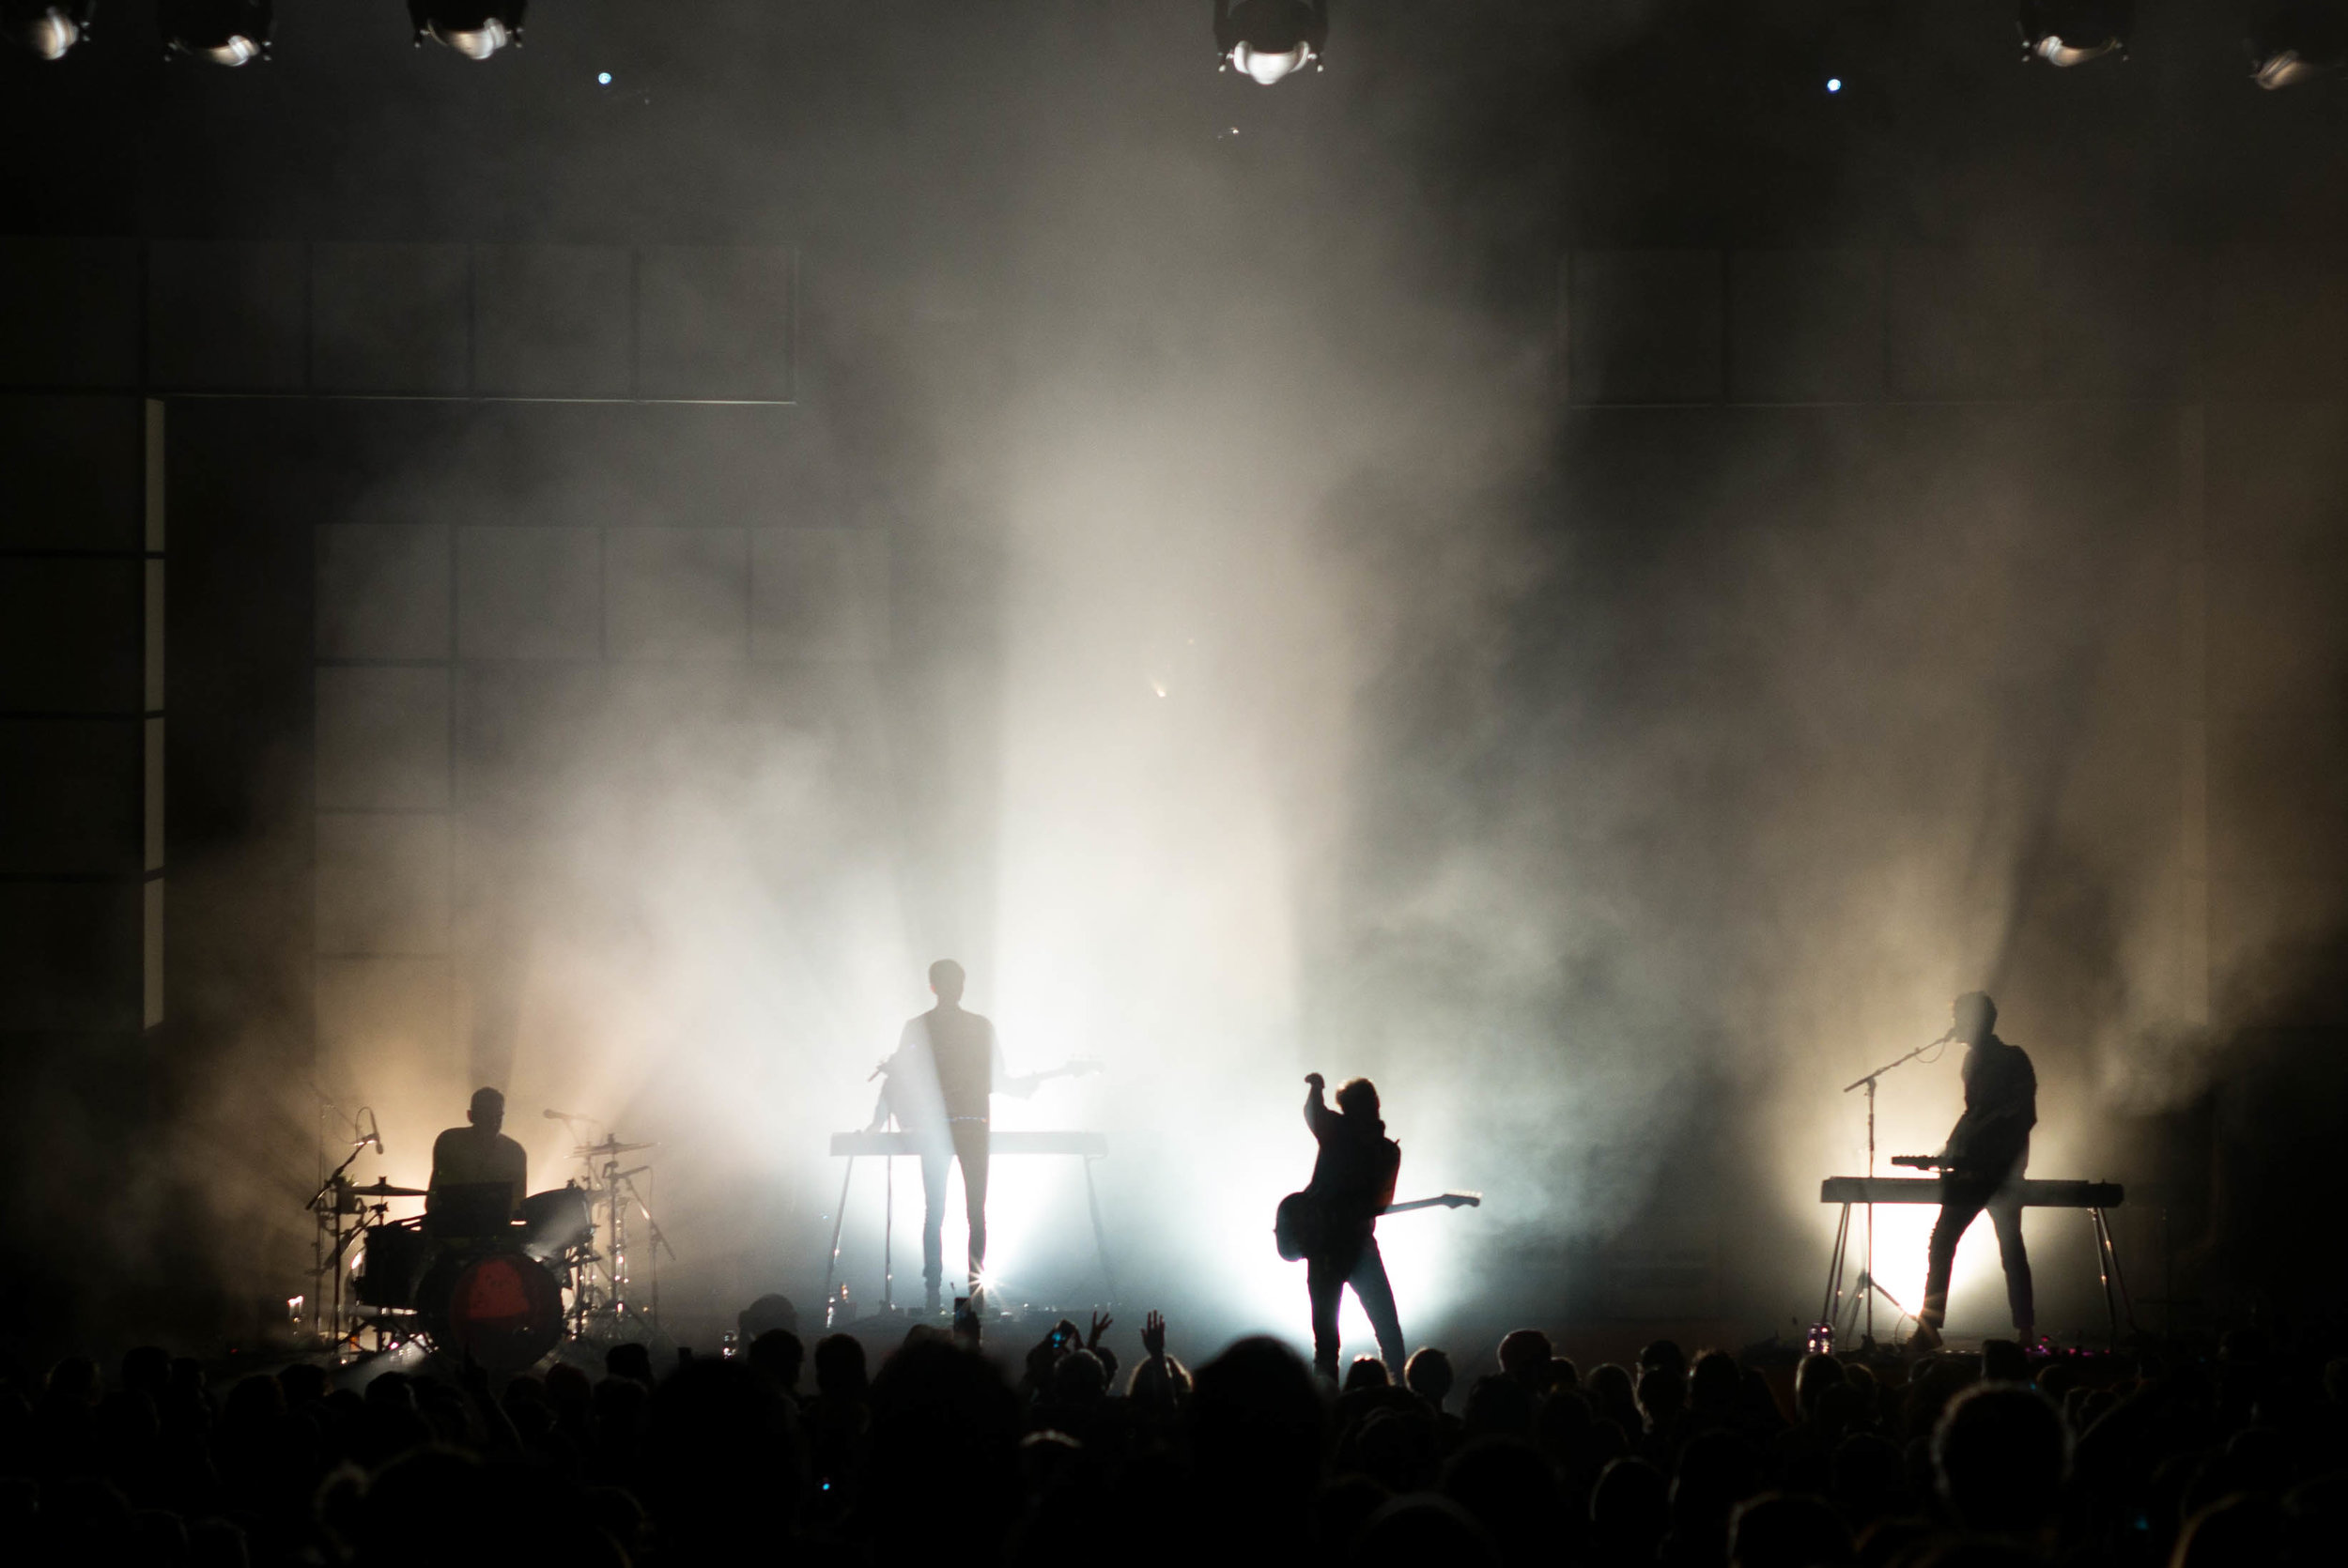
[
  {"xmin": 1299, "ymin": 1072, "xmax": 1407, "ymax": 1382},
  {"xmin": 1911, "ymin": 992, "xmax": 2036, "ymax": 1350},
  {"xmin": 427, "ymin": 1086, "xmax": 527, "ymax": 1237},
  {"xmin": 870, "ymin": 960, "xmax": 1039, "ymax": 1313}
]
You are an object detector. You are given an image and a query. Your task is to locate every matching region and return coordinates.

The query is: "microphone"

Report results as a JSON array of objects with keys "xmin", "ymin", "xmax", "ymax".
[{"xmin": 363, "ymin": 1107, "xmax": 386, "ymax": 1156}]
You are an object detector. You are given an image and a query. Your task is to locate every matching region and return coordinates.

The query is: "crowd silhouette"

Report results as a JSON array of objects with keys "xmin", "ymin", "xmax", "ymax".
[{"xmin": 3, "ymin": 1311, "xmax": 2343, "ymax": 1565}]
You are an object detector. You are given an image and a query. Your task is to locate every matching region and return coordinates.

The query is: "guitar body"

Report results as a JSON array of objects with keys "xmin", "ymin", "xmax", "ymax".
[{"xmin": 1274, "ymin": 1191, "xmax": 1322, "ymax": 1262}]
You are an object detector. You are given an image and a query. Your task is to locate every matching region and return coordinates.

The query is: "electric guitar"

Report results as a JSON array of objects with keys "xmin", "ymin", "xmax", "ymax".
[
  {"xmin": 1274, "ymin": 1190, "xmax": 1481, "ymax": 1262},
  {"xmin": 1012, "ymin": 1058, "xmax": 1104, "ymax": 1092}
]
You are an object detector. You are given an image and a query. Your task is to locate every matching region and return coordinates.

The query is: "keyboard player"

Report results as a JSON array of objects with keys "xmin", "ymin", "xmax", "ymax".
[
  {"xmin": 1910, "ymin": 992, "xmax": 2036, "ymax": 1351},
  {"xmin": 870, "ymin": 960, "xmax": 1042, "ymax": 1314}
]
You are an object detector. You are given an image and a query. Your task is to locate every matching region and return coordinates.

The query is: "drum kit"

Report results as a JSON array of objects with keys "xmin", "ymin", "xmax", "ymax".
[{"xmin": 307, "ymin": 1114, "xmax": 672, "ymax": 1371}]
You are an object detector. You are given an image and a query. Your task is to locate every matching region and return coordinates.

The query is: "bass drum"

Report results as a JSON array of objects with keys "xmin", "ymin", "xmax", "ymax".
[
  {"xmin": 517, "ymin": 1185, "xmax": 594, "ymax": 1260},
  {"xmin": 417, "ymin": 1248, "xmax": 566, "ymax": 1372},
  {"xmin": 354, "ymin": 1218, "xmax": 429, "ymax": 1308}
]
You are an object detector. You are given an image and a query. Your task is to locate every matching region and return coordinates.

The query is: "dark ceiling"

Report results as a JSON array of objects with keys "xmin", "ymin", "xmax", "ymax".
[{"xmin": 6, "ymin": 3, "xmax": 2348, "ymax": 257}]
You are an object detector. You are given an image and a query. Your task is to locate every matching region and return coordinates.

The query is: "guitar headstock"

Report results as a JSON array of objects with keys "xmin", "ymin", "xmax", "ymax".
[
  {"xmin": 1056, "ymin": 1058, "xmax": 1104, "ymax": 1078},
  {"xmin": 1438, "ymin": 1191, "xmax": 1482, "ymax": 1208}
]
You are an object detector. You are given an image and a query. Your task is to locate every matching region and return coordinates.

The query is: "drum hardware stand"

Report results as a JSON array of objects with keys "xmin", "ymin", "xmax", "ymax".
[
  {"xmin": 1830, "ymin": 1036, "xmax": 1945, "ymax": 1347},
  {"xmin": 555, "ymin": 1123, "xmax": 672, "ymax": 1344},
  {"xmin": 2088, "ymin": 1203, "xmax": 2138, "ymax": 1346},
  {"xmin": 305, "ymin": 1112, "xmax": 378, "ymax": 1353},
  {"xmin": 822, "ymin": 1084, "xmax": 893, "ymax": 1324}
]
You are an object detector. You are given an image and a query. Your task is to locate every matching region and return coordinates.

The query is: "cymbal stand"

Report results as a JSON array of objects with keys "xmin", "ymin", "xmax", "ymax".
[
  {"xmin": 1839, "ymin": 1036, "xmax": 1944, "ymax": 1346},
  {"xmin": 564, "ymin": 1136, "xmax": 672, "ymax": 1342},
  {"xmin": 612, "ymin": 1161, "xmax": 672, "ymax": 1333},
  {"xmin": 305, "ymin": 1128, "xmax": 374, "ymax": 1351},
  {"xmin": 547, "ymin": 1112, "xmax": 606, "ymax": 1338}
]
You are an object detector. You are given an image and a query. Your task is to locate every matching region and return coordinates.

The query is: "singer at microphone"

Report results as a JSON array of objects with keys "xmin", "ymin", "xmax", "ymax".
[{"xmin": 1906, "ymin": 992, "xmax": 2037, "ymax": 1353}]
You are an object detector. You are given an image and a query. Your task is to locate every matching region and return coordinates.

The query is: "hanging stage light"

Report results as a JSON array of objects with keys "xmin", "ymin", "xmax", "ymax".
[
  {"xmin": 409, "ymin": 0, "xmax": 524, "ymax": 60},
  {"xmin": 2016, "ymin": 1, "xmax": 2129, "ymax": 67},
  {"xmin": 8, "ymin": 0, "xmax": 95, "ymax": 59},
  {"xmin": 1214, "ymin": 0, "xmax": 1326, "ymax": 85},
  {"xmin": 159, "ymin": 0, "xmax": 270, "ymax": 65},
  {"xmin": 2248, "ymin": 2, "xmax": 2347, "ymax": 88}
]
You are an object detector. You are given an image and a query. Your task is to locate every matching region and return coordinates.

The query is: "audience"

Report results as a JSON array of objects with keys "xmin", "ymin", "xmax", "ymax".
[{"xmin": 2, "ymin": 1309, "xmax": 2343, "ymax": 1565}]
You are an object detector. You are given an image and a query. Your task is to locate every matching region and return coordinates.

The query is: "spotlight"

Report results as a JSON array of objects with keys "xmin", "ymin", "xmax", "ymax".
[
  {"xmin": 8, "ymin": 1, "xmax": 94, "ymax": 60},
  {"xmin": 409, "ymin": 0, "xmax": 524, "ymax": 60},
  {"xmin": 2248, "ymin": 2, "xmax": 2347, "ymax": 88},
  {"xmin": 160, "ymin": 0, "xmax": 270, "ymax": 65},
  {"xmin": 2016, "ymin": 1, "xmax": 2130, "ymax": 68},
  {"xmin": 1214, "ymin": 0, "xmax": 1326, "ymax": 85}
]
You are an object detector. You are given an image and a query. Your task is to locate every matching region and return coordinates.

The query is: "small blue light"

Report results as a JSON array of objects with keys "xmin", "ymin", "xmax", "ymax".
[
  {"xmin": 597, "ymin": 71, "xmax": 612, "ymax": 85},
  {"xmin": 1826, "ymin": 77, "xmax": 1843, "ymax": 93}
]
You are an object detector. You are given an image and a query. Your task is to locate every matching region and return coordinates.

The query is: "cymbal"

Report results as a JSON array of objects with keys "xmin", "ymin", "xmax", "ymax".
[
  {"xmin": 575, "ymin": 1138, "xmax": 655, "ymax": 1159},
  {"xmin": 348, "ymin": 1179, "xmax": 426, "ymax": 1197}
]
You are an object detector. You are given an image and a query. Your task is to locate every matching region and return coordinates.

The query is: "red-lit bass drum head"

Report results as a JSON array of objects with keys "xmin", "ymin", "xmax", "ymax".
[{"xmin": 419, "ymin": 1249, "xmax": 564, "ymax": 1372}]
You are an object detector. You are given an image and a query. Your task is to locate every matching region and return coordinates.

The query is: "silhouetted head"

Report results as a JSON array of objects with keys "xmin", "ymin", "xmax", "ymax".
[
  {"xmin": 468, "ymin": 1086, "xmax": 504, "ymax": 1136},
  {"xmin": 605, "ymin": 1342, "xmax": 655, "ymax": 1388},
  {"xmin": 1636, "ymin": 1365, "xmax": 1687, "ymax": 1431},
  {"xmin": 1952, "ymin": 992, "xmax": 1998, "ymax": 1046},
  {"xmin": 929, "ymin": 960, "xmax": 966, "ymax": 1005},
  {"xmin": 813, "ymin": 1333, "xmax": 868, "ymax": 1401},
  {"xmin": 1795, "ymin": 1352, "xmax": 1842, "ymax": 1421},
  {"xmin": 1933, "ymin": 1383, "xmax": 2070, "ymax": 1534},
  {"xmin": 1405, "ymin": 1347, "xmax": 1455, "ymax": 1409},
  {"xmin": 1498, "ymin": 1329, "xmax": 1552, "ymax": 1386},
  {"xmin": 1190, "ymin": 1335, "xmax": 1325, "ymax": 1505},
  {"xmin": 1051, "ymin": 1347, "xmax": 1109, "ymax": 1407},
  {"xmin": 1638, "ymin": 1339, "xmax": 1688, "ymax": 1384},
  {"xmin": 1126, "ymin": 1351, "xmax": 1192, "ymax": 1412},
  {"xmin": 738, "ymin": 1293, "xmax": 799, "ymax": 1340},
  {"xmin": 1343, "ymin": 1356, "xmax": 1391, "ymax": 1392},
  {"xmin": 1336, "ymin": 1077, "xmax": 1380, "ymax": 1119},
  {"xmin": 749, "ymin": 1330, "xmax": 804, "ymax": 1394},
  {"xmin": 1689, "ymin": 1349, "xmax": 1740, "ymax": 1415},
  {"xmin": 1591, "ymin": 1457, "xmax": 1670, "ymax": 1559}
]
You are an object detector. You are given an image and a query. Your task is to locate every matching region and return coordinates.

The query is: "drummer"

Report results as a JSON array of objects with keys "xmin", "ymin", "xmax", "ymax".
[{"xmin": 427, "ymin": 1087, "xmax": 528, "ymax": 1231}]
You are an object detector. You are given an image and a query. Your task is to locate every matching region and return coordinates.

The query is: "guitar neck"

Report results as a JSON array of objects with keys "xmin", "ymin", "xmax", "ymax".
[{"xmin": 1383, "ymin": 1192, "xmax": 1481, "ymax": 1215}]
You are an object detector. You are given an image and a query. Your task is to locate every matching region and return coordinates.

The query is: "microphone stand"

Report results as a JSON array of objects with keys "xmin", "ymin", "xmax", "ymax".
[{"xmin": 1843, "ymin": 1037, "xmax": 1946, "ymax": 1346}]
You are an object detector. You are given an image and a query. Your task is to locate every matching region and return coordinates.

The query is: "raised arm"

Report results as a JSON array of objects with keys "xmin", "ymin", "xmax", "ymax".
[{"xmin": 1303, "ymin": 1072, "xmax": 1331, "ymax": 1135}]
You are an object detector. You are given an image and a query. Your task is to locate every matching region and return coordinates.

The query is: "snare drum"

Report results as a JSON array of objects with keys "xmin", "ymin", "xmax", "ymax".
[
  {"xmin": 518, "ymin": 1185, "xmax": 594, "ymax": 1260},
  {"xmin": 353, "ymin": 1218, "xmax": 428, "ymax": 1309}
]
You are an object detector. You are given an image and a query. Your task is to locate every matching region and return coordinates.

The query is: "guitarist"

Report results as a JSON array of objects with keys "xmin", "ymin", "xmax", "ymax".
[
  {"xmin": 872, "ymin": 960, "xmax": 1040, "ymax": 1313},
  {"xmin": 1299, "ymin": 1072, "xmax": 1407, "ymax": 1381}
]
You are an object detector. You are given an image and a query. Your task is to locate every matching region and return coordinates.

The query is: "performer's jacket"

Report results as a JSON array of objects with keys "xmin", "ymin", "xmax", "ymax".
[
  {"xmin": 1305, "ymin": 1099, "xmax": 1400, "ymax": 1254},
  {"xmin": 1942, "ymin": 1034, "xmax": 2037, "ymax": 1182},
  {"xmin": 882, "ymin": 1007, "xmax": 1006, "ymax": 1131}
]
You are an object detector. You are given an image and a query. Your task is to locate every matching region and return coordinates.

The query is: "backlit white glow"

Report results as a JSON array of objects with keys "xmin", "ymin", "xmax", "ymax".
[{"xmin": 1231, "ymin": 43, "xmax": 1312, "ymax": 85}]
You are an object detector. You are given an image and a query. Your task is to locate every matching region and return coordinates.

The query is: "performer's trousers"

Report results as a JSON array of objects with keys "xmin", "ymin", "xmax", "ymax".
[
  {"xmin": 1920, "ymin": 1174, "xmax": 2033, "ymax": 1334},
  {"xmin": 1307, "ymin": 1235, "xmax": 1406, "ymax": 1381},
  {"xmin": 918, "ymin": 1118, "xmax": 989, "ymax": 1302}
]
